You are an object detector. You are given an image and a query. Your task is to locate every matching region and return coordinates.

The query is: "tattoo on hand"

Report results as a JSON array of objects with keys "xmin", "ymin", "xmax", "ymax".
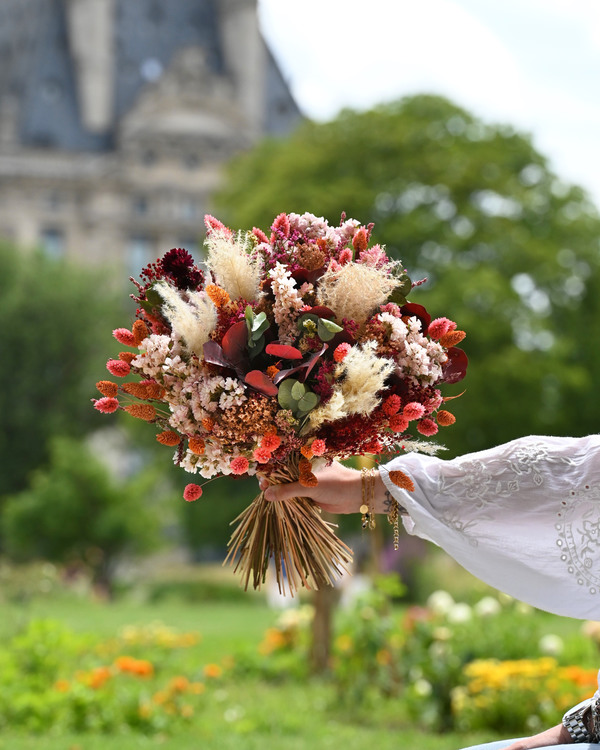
[{"xmin": 383, "ymin": 490, "xmax": 394, "ymax": 514}]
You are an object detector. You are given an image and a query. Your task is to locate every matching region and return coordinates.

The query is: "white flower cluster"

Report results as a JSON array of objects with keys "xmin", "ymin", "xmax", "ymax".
[
  {"xmin": 288, "ymin": 212, "xmax": 359, "ymax": 247},
  {"xmin": 378, "ymin": 313, "xmax": 447, "ymax": 384},
  {"xmin": 178, "ymin": 440, "xmax": 256, "ymax": 480},
  {"xmin": 269, "ymin": 262, "xmax": 306, "ymax": 343},
  {"xmin": 132, "ymin": 334, "xmax": 171, "ymax": 379}
]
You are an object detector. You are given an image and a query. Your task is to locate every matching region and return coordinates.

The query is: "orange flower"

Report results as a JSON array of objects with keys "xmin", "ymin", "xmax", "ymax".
[
  {"xmin": 115, "ymin": 656, "xmax": 154, "ymax": 677},
  {"xmin": 144, "ymin": 382, "xmax": 165, "ymax": 399},
  {"xmin": 203, "ymin": 663, "xmax": 223, "ymax": 679},
  {"xmin": 88, "ymin": 666, "xmax": 112, "ymax": 689},
  {"xmin": 188, "ymin": 436, "xmax": 205, "ymax": 455},
  {"xmin": 156, "ymin": 430, "xmax": 181, "ymax": 446},
  {"xmin": 122, "ymin": 382, "xmax": 150, "ymax": 399},
  {"xmin": 388, "ymin": 470, "xmax": 415, "ymax": 492},
  {"xmin": 436, "ymin": 410, "xmax": 456, "ymax": 426},
  {"xmin": 266, "ymin": 365, "xmax": 280, "ymax": 379},
  {"xmin": 300, "ymin": 445, "xmax": 314, "ymax": 460},
  {"xmin": 54, "ymin": 679, "xmax": 70, "ymax": 692},
  {"xmin": 202, "ymin": 417, "xmax": 214, "ymax": 432},
  {"xmin": 439, "ymin": 330, "xmax": 466, "ymax": 348},
  {"xmin": 124, "ymin": 403, "xmax": 156, "ymax": 421},
  {"xmin": 132, "ymin": 319, "xmax": 149, "ymax": 345},
  {"xmin": 205, "ymin": 284, "xmax": 230, "ymax": 308},
  {"xmin": 169, "ymin": 676, "xmax": 190, "ymax": 692},
  {"xmin": 96, "ymin": 380, "xmax": 118, "ymax": 397},
  {"xmin": 118, "ymin": 351, "xmax": 136, "ymax": 364}
]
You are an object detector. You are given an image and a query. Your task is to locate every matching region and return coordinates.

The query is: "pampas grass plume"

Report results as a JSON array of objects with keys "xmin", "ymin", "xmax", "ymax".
[{"xmin": 204, "ymin": 230, "xmax": 261, "ymax": 302}]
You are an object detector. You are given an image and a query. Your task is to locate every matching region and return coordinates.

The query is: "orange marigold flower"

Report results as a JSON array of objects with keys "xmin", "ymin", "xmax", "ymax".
[
  {"xmin": 188, "ymin": 436, "xmax": 205, "ymax": 455},
  {"xmin": 203, "ymin": 663, "xmax": 223, "ymax": 679},
  {"xmin": 388, "ymin": 470, "xmax": 415, "ymax": 492},
  {"xmin": 96, "ymin": 380, "xmax": 118, "ymax": 397},
  {"xmin": 119, "ymin": 351, "xmax": 136, "ymax": 364},
  {"xmin": 156, "ymin": 430, "xmax": 181, "ymax": 446},
  {"xmin": 132, "ymin": 319, "xmax": 149, "ymax": 345},
  {"xmin": 436, "ymin": 410, "xmax": 456, "ymax": 426},
  {"xmin": 124, "ymin": 403, "xmax": 156, "ymax": 421},
  {"xmin": 439, "ymin": 330, "xmax": 466, "ymax": 348},
  {"xmin": 169, "ymin": 676, "xmax": 190, "ymax": 693},
  {"xmin": 266, "ymin": 365, "xmax": 280, "ymax": 379},
  {"xmin": 300, "ymin": 445, "xmax": 314, "ymax": 460},
  {"xmin": 54, "ymin": 679, "xmax": 70, "ymax": 693},
  {"xmin": 88, "ymin": 666, "xmax": 112, "ymax": 689},
  {"xmin": 205, "ymin": 283, "xmax": 230, "ymax": 308},
  {"xmin": 202, "ymin": 417, "xmax": 215, "ymax": 432}
]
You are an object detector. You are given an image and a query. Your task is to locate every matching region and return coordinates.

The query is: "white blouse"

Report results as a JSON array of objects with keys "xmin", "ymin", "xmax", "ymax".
[{"xmin": 380, "ymin": 434, "xmax": 600, "ymax": 620}]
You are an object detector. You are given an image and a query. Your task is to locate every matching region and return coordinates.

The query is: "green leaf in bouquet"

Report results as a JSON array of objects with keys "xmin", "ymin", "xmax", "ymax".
[
  {"xmin": 388, "ymin": 286, "xmax": 408, "ymax": 307},
  {"xmin": 297, "ymin": 391, "xmax": 319, "ymax": 414},
  {"xmin": 139, "ymin": 285, "xmax": 164, "ymax": 315},
  {"xmin": 291, "ymin": 381, "xmax": 307, "ymax": 400},
  {"xmin": 277, "ymin": 378, "xmax": 298, "ymax": 410},
  {"xmin": 297, "ymin": 313, "xmax": 318, "ymax": 334},
  {"xmin": 317, "ymin": 318, "xmax": 342, "ymax": 341},
  {"xmin": 247, "ymin": 336, "xmax": 265, "ymax": 359}
]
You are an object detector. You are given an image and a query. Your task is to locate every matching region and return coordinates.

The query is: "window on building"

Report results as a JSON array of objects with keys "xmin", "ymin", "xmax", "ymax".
[
  {"xmin": 40, "ymin": 228, "xmax": 65, "ymax": 258},
  {"xmin": 132, "ymin": 195, "xmax": 149, "ymax": 216},
  {"xmin": 127, "ymin": 235, "xmax": 153, "ymax": 278}
]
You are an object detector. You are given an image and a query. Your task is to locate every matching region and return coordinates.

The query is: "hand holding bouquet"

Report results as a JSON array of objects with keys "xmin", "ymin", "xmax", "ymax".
[{"xmin": 94, "ymin": 212, "xmax": 467, "ymax": 595}]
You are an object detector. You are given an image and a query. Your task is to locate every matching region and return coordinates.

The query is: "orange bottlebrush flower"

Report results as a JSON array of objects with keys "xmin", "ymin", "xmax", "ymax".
[
  {"xmin": 266, "ymin": 365, "xmax": 280, "ymax": 379},
  {"xmin": 205, "ymin": 283, "xmax": 230, "ymax": 308},
  {"xmin": 436, "ymin": 410, "xmax": 456, "ymax": 426},
  {"xmin": 122, "ymin": 382, "xmax": 150, "ymax": 399},
  {"xmin": 352, "ymin": 227, "xmax": 368, "ymax": 252},
  {"xmin": 439, "ymin": 330, "xmax": 466, "ymax": 348},
  {"xmin": 300, "ymin": 445, "xmax": 314, "ymax": 460},
  {"xmin": 157, "ymin": 430, "xmax": 181, "ymax": 446},
  {"xmin": 132, "ymin": 319, "xmax": 149, "ymax": 345},
  {"xmin": 202, "ymin": 417, "xmax": 215, "ymax": 432},
  {"xmin": 203, "ymin": 663, "xmax": 223, "ymax": 679},
  {"xmin": 96, "ymin": 380, "xmax": 118, "ymax": 397},
  {"xmin": 388, "ymin": 470, "xmax": 415, "ymax": 492},
  {"xmin": 144, "ymin": 381, "xmax": 165, "ymax": 399},
  {"xmin": 118, "ymin": 351, "xmax": 136, "ymax": 364},
  {"xmin": 124, "ymin": 403, "xmax": 156, "ymax": 421},
  {"xmin": 188, "ymin": 436, "xmax": 205, "ymax": 455}
]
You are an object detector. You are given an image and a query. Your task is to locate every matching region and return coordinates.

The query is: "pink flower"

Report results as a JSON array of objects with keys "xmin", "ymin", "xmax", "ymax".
[
  {"xmin": 389, "ymin": 414, "xmax": 409, "ymax": 433},
  {"xmin": 333, "ymin": 343, "xmax": 351, "ymax": 363},
  {"xmin": 230, "ymin": 456, "xmax": 250, "ymax": 475},
  {"xmin": 183, "ymin": 483, "xmax": 203, "ymax": 502},
  {"xmin": 93, "ymin": 397, "xmax": 119, "ymax": 414},
  {"xmin": 382, "ymin": 394, "xmax": 402, "ymax": 416},
  {"xmin": 253, "ymin": 446, "xmax": 272, "ymax": 464},
  {"xmin": 204, "ymin": 214, "xmax": 232, "ymax": 236},
  {"xmin": 403, "ymin": 402, "xmax": 426, "ymax": 421},
  {"xmin": 272, "ymin": 212, "xmax": 290, "ymax": 237},
  {"xmin": 261, "ymin": 433, "xmax": 281, "ymax": 451},
  {"xmin": 428, "ymin": 317, "xmax": 456, "ymax": 340},
  {"xmin": 417, "ymin": 418, "xmax": 439, "ymax": 436},
  {"xmin": 311, "ymin": 439, "xmax": 326, "ymax": 456},
  {"xmin": 112, "ymin": 328, "xmax": 136, "ymax": 346},
  {"xmin": 338, "ymin": 248, "xmax": 353, "ymax": 265},
  {"xmin": 252, "ymin": 227, "xmax": 269, "ymax": 244},
  {"xmin": 106, "ymin": 359, "xmax": 131, "ymax": 377}
]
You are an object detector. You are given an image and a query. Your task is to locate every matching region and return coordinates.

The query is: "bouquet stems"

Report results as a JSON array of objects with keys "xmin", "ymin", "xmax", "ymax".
[{"xmin": 224, "ymin": 457, "xmax": 353, "ymax": 596}]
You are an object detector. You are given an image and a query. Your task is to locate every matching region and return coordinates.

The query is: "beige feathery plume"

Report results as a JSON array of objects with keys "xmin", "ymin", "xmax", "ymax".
[
  {"xmin": 155, "ymin": 282, "xmax": 217, "ymax": 357},
  {"xmin": 316, "ymin": 263, "xmax": 400, "ymax": 325},
  {"xmin": 306, "ymin": 343, "xmax": 395, "ymax": 431},
  {"xmin": 204, "ymin": 230, "xmax": 261, "ymax": 302}
]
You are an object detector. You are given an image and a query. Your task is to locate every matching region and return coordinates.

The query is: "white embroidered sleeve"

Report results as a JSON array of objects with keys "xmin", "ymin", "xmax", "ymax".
[{"xmin": 380, "ymin": 434, "xmax": 600, "ymax": 619}]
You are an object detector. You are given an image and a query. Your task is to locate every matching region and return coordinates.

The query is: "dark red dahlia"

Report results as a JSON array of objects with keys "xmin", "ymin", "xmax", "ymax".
[{"xmin": 161, "ymin": 248, "xmax": 204, "ymax": 290}]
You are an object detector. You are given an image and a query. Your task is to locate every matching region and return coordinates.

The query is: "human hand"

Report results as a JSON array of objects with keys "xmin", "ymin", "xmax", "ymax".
[
  {"xmin": 258, "ymin": 461, "xmax": 388, "ymax": 515},
  {"xmin": 498, "ymin": 723, "xmax": 573, "ymax": 749}
]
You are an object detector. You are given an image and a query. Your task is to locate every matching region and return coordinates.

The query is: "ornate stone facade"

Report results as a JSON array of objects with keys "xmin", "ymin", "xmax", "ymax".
[{"xmin": 0, "ymin": 0, "xmax": 300, "ymax": 271}]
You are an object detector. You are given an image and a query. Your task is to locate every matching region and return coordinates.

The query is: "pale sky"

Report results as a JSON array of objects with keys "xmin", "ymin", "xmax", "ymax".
[{"xmin": 258, "ymin": 0, "xmax": 600, "ymax": 208}]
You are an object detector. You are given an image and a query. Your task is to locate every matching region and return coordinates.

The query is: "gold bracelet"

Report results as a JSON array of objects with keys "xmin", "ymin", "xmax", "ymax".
[
  {"xmin": 387, "ymin": 492, "xmax": 400, "ymax": 550},
  {"xmin": 360, "ymin": 468, "xmax": 376, "ymax": 530}
]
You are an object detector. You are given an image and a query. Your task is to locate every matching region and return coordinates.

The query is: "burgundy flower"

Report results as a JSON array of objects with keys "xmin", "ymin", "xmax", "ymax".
[{"xmin": 161, "ymin": 248, "xmax": 204, "ymax": 290}]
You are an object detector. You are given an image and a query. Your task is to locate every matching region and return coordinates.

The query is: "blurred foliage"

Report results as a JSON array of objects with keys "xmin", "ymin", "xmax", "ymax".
[
  {"xmin": 1, "ymin": 436, "xmax": 164, "ymax": 594},
  {"xmin": 0, "ymin": 243, "xmax": 124, "ymax": 498},
  {"xmin": 215, "ymin": 94, "xmax": 600, "ymax": 455}
]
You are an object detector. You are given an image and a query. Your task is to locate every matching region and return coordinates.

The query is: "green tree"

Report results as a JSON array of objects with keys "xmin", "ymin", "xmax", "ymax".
[
  {"xmin": 1, "ymin": 436, "xmax": 163, "ymax": 596},
  {"xmin": 215, "ymin": 95, "xmax": 600, "ymax": 455},
  {"xmin": 0, "ymin": 243, "xmax": 123, "ymax": 498}
]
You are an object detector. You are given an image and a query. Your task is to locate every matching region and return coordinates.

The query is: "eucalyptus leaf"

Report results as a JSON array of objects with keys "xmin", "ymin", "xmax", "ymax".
[
  {"xmin": 277, "ymin": 379, "xmax": 297, "ymax": 409},
  {"xmin": 291, "ymin": 381, "xmax": 306, "ymax": 400},
  {"xmin": 317, "ymin": 320, "xmax": 336, "ymax": 341},
  {"xmin": 388, "ymin": 287, "xmax": 408, "ymax": 307},
  {"xmin": 297, "ymin": 391, "xmax": 319, "ymax": 412},
  {"xmin": 319, "ymin": 318, "xmax": 343, "ymax": 333}
]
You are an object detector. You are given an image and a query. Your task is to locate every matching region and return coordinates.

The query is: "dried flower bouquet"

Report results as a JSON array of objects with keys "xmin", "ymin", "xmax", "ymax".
[{"xmin": 94, "ymin": 212, "xmax": 467, "ymax": 595}]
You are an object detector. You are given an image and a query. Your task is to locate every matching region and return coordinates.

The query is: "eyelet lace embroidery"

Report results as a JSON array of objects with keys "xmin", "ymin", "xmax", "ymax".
[{"xmin": 556, "ymin": 483, "xmax": 600, "ymax": 595}]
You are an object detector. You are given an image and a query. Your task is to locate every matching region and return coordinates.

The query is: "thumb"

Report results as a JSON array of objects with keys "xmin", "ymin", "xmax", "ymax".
[{"xmin": 264, "ymin": 481, "xmax": 304, "ymax": 502}]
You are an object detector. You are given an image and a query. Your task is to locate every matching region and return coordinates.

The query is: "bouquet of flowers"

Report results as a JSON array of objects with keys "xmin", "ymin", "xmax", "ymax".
[{"xmin": 93, "ymin": 212, "xmax": 467, "ymax": 595}]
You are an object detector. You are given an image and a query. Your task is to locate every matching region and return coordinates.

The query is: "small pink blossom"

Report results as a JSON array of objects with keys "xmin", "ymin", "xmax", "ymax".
[
  {"xmin": 382, "ymin": 394, "xmax": 402, "ymax": 416},
  {"xmin": 328, "ymin": 259, "xmax": 342, "ymax": 272},
  {"xmin": 112, "ymin": 328, "xmax": 136, "ymax": 346},
  {"xmin": 106, "ymin": 359, "xmax": 131, "ymax": 377},
  {"xmin": 428, "ymin": 317, "xmax": 456, "ymax": 340},
  {"xmin": 93, "ymin": 397, "xmax": 119, "ymax": 414},
  {"xmin": 417, "ymin": 418, "xmax": 439, "ymax": 436},
  {"xmin": 389, "ymin": 414, "xmax": 409, "ymax": 433},
  {"xmin": 230, "ymin": 456, "xmax": 250, "ymax": 475},
  {"xmin": 253, "ymin": 446, "xmax": 272, "ymax": 464},
  {"xmin": 403, "ymin": 402, "xmax": 426, "ymax": 421},
  {"xmin": 183, "ymin": 483, "xmax": 203, "ymax": 502},
  {"xmin": 272, "ymin": 212, "xmax": 290, "ymax": 237},
  {"xmin": 311, "ymin": 439, "xmax": 326, "ymax": 456},
  {"xmin": 338, "ymin": 248, "xmax": 353, "ymax": 265},
  {"xmin": 252, "ymin": 227, "xmax": 269, "ymax": 244},
  {"xmin": 204, "ymin": 214, "xmax": 232, "ymax": 236},
  {"xmin": 333, "ymin": 343, "xmax": 351, "ymax": 362}
]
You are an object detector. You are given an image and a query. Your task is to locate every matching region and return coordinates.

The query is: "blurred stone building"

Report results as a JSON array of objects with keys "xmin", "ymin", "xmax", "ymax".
[{"xmin": 0, "ymin": 0, "xmax": 300, "ymax": 271}]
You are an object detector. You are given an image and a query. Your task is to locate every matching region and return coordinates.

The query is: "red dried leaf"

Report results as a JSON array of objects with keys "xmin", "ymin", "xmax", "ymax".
[
  {"xmin": 222, "ymin": 321, "xmax": 248, "ymax": 363},
  {"xmin": 244, "ymin": 370, "xmax": 279, "ymax": 396},
  {"xmin": 265, "ymin": 343, "xmax": 303, "ymax": 360},
  {"xmin": 442, "ymin": 347, "xmax": 468, "ymax": 384}
]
